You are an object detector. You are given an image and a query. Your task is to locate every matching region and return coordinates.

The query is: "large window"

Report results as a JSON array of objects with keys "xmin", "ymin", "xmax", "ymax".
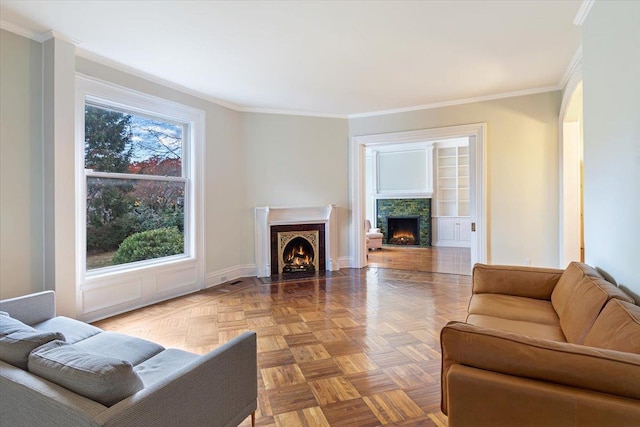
[
  {"xmin": 84, "ymin": 103, "xmax": 187, "ymax": 271},
  {"xmin": 76, "ymin": 75, "xmax": 204, "ymax": 320}
]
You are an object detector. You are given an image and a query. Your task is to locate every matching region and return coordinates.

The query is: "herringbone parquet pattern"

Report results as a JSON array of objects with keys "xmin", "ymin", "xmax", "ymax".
[{"xmin": 94, "ymin": 268, "xmax": 471, "ymax": 426}]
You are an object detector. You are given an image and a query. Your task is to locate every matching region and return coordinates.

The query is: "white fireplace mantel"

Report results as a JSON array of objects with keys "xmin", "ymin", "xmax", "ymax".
[{"xmin": 255, "ymin": 205, "xmax": 339, "ymax": 277}]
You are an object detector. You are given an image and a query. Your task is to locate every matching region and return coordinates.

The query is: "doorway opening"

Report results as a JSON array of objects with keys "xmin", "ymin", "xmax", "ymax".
[
  {"xmin": 560, "ymin": 78, "xmax": 584, "ymax": 267},
  {"xmin": 351, "ymin": 124, "xmax": 486, "ymax": 273}
]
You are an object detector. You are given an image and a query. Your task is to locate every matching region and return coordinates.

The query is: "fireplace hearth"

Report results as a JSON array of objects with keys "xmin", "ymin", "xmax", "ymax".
[
  {"xmin": 270, "ymin": 224, "xmax": 325, "ymax": 276},
  {"xmin": 255, "ymin": 205, "xmax": 339, "ymax": 278},
  {"xmin": 387, "ymin": 216, "xmax": 420, "ymax": 246},
  {"xmin": 280, "ymin": 235, "xmax": 317, "ymax": 274},
  {"xmin": 376, "ymin": 199, "xmax": 431, "ymax": 247}
]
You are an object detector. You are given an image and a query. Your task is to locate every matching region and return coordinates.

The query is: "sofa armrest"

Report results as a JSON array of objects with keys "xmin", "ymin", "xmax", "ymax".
[
  {"xmin": 440, "ymin": 321, "xmax": 640, "ymax": 414},
  {"xmin": 1, "ymin": 360, "xmax": 106, "ymax": 427},
  {"xmin": 0, "ymin": 291, "xmax": 56, "ymax": 325},
  {"xmin": 472, "ymin": 263, "xmax": 563, "ymax": 299},
  {"xmin": 96, "ymin": 331, "xmax": 257, "ymax": 427}
]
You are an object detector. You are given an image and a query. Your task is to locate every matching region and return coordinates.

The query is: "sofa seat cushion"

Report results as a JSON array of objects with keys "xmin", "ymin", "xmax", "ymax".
[
  {"xmin": 33, "ymin": 316, "xmax": 102, "ymax": 344},
  {"xmin": 466, "ymin": 314, "xmax": 566, "ymax": 342},
  {"xmin": 73, "ymin": 332, "xmax": 164, "ymax": 366},
  {"xmin": 28, "ymin": 340, "xmax": 144, "ymax": 407},
  {"xmin": 468, "ymin": 294, "xmax": 559, "ymax": 325},
  {"xmin": 0, "ymin": 315, "xmax": 65, "ymax": 369},
  {"xmin": 134, "ymin": 348, "xmax": 199, "ymax": 387},
  {"xmin": 584, "ymin": 300, "xmax": 640, "ymax": 354}
]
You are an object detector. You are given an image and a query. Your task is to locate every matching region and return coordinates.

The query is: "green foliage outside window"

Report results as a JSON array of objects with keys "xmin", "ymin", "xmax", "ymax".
[
  {"xmin": 84, "ymin": 104, "xmax": 185, "ymax": 270},
  {"xmin": 112, "ymin": 227, "xmax": 184, "ymax": 265}
]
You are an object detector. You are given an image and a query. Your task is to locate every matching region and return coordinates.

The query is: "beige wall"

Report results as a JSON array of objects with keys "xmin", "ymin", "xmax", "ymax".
[
  {"xmin": 0, "ymin": 30, "xmax": 44, "ymax": 298},
  {"xmin": 582, "ymin": 1, "xmax": 640, "ymax": 300},
  {"xmin": 349, "ymin": 91, "xmax": 562, "ymax": 267},
  {"xmin": 241, "ymin": 113, "xmax": 350, "ymax": 259}
]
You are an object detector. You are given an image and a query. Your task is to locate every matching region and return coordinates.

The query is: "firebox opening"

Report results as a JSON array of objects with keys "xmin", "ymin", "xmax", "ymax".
[
  {"xmin": 387, "ymin": 216, "xmax": 420, "ymax": 246},
  {"xmin": 282, "ymin": 237, "xmax": 315, "ymax": 273}
]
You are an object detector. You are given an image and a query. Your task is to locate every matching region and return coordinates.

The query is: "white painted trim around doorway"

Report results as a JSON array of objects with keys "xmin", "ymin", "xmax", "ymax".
[
  {"xmin": 558, "ymin": 65, "xmax": 584, "ymax": 268},
  {"xmin": 351, "ymin": 123, "xmax": 487, "ymax": 269}
]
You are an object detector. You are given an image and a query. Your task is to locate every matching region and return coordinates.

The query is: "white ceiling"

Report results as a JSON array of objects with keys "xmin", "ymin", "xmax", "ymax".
[{"xmin": 0, "ymin": 0, "xmax": 583, "ymax": 117}]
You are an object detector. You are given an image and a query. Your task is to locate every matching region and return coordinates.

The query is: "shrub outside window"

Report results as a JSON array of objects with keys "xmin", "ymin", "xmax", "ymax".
[{"xmin": 84, "ymin": 103, "xmax": 188, "ymax": 271}]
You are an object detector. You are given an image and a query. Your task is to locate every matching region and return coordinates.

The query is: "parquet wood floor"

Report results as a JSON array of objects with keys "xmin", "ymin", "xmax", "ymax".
[
  {"xmin": 367, "ymin": 246, "xmax": 471, "ymax": 276},
  {"xmin": 94, "ymin": 268, "xmax": 471, "ymax": 426}
]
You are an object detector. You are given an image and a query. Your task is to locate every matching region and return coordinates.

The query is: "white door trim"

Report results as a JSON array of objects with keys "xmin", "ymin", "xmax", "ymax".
[
  {"xmin": 558, "ymin": 65, "xmax": 584, "ymax": 268},
  {"xmin": 350, "ymin": 123, "xmax": 487, "ymax": 269}
]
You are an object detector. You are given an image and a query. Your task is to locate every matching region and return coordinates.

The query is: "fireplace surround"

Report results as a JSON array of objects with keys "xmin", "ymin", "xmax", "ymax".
[
  {"xmin": 376, "ymin": 198, "xmax": 432, "ymax": 247},
  {"xmin": 387, "ymin": 216, "xmax": 420, "ymax": 245},
  {"xmin": 255, "ymin": 205, "xmax": 339, "ymax": 277},
  {"xmin": 270, "ymin": 224, "xmax": 325, "ymax": 275}
]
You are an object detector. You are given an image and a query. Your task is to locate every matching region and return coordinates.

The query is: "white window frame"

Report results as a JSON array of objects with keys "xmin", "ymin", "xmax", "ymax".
[{"xmin": 75, "ymin": 74, "xmax": 205, "ymax": 322}]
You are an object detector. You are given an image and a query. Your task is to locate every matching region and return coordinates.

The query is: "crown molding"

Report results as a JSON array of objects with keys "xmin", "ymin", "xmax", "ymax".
[
  {"xmin": 39, "ymin": 30, "xmax": 81, "ymax": 45},
  {"xmin": 0, "ymin": 19, "xmax": 45, "ymax": 42},
  {"xmin": 239, "ymin": 106, "xmax": 347, "ymax": 119},
  {"xmin": 0, "ymin": 21, "xmax": 80, "ymax": 44},
  {"xmin": 347, "ymin": 86, "xmax": 560, "ymax": 119},
  {"xmin": 75, "ymin": 48, "xmax": 242, "ymax": 112},
  {"xmin": 559, "ymin": 45, "xmax": 583, "ymax": 90},
  {"xmin": 573, "ymin": 0, "xmax": 595, "ymax": 26}
]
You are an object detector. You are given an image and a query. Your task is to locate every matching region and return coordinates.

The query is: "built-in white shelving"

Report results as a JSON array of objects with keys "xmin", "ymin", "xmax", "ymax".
[
  {"xmin": 436, "ymin": 145, "xmax": 469, "ymax": 217},
  {"xmin": 433, "ymin": 142, "xmax": 471, "ymax": 247}
]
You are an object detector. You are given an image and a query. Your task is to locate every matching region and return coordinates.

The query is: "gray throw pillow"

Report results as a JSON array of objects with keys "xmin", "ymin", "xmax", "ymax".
[
  {"xmin": 0, "ymin": 315, "xmax": 65, "ymax": 369},
  {"xmin": 0, "ymin": 314, "xmax": 36, "ymax": 336},
  {"xmin": 28, "ymin": 340, "xmax": 144, "ymax": 407}
]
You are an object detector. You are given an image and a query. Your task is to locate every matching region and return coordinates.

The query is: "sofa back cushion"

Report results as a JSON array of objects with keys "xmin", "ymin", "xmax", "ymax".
[
  {"xmin": 0, "ymin": 314, "xmax": 65, "ymax": 369},
  {"xmin": 472, "ymin": 264, "xmax": 563, "ymax": 300},
  {"xmin": 552, "ymin": 264, "xmax": 634, "ymax": 344},
  {"xmin": 28, "ymin": 340, "xmax": 144, "ymax": 407},
  {"xmin": 584, "ymin": 299, "xmax": 640, "ymax": 354},
  {"xmin": 551, "ymin": 262, "xmax": 602, "ymax": 317}
]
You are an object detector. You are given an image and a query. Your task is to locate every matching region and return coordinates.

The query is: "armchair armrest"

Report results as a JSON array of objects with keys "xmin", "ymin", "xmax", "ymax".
[
  {"xmin": 0, "ymin": 291, "xmax": 56, "ymax": 325},
  {"xmin": 97, "ymin": 331, "xmax": 257, "ymax": 427},
  {"xmin": 440, "ymin": 322, "xmax": 640, "ymax": 414},
  {"xmin": 472, "ymin": 263, "xmax": 563, "ymax": 300}
]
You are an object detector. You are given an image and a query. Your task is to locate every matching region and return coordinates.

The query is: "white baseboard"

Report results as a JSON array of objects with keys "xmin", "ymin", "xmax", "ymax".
[
  {"xmin": 338, "ymin": 256, "xmax": 354, "ymax": 268},
  {"xmin": 205, "ymin": 264, "xmax": 257, "ymax": 288},
  {"xmin": 432, "ymin": 242, "xmax": 472, "ymax": 248}
]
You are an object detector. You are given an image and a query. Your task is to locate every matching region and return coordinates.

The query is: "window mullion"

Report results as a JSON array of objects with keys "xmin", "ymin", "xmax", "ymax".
[{"xmin": 85, "ymin": 170, "xmax": 186, "ymax": 183}]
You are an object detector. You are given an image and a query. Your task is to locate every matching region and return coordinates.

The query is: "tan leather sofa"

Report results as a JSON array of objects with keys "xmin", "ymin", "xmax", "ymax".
[{"xmin": 441, "ymin": 262, "xmax": 640, "ymax": 427}]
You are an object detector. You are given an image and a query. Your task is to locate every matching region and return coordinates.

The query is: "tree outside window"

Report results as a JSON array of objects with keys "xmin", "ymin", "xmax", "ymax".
[{"xmin": 84, "ymin": 104, "xmax": 187, "ymax": 271}]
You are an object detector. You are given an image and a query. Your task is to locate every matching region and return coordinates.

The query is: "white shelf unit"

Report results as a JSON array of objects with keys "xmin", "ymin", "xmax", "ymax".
[
  {"xmin": 433, "ymin": 143, "xmax": 471, "ymax": 247},
  {"xmin": 435, "ymin": 145, "xmax": 469, "ymax": 217}
]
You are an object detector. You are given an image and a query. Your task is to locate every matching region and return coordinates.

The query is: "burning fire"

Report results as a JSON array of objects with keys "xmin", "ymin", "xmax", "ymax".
[
  {"xmin": 389, "ymin": 230, "xmax": 417, "ymax": 245},
  {"xmin": 283, "ymin": 243, "xmax": 315, "ymax": 273},
  {"xmin": 286, "ymin": 245, "xmax": 312, "ymax": 266},
  {"xmin": 392, "ymin": 231, "xmax": 415, "ymax": 239}
]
